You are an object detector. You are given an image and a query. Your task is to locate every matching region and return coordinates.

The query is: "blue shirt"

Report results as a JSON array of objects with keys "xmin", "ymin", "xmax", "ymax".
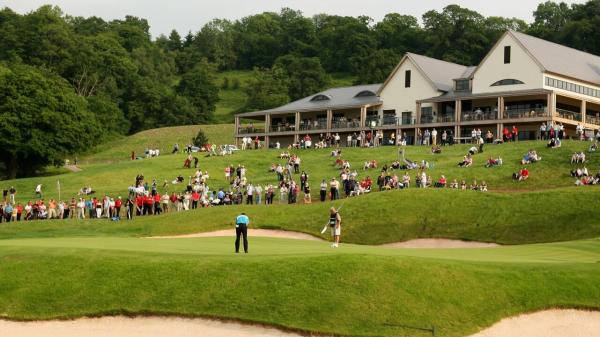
[{"xmin": 236, "ymin": 214, "xmax": 249, "ymax": 226}]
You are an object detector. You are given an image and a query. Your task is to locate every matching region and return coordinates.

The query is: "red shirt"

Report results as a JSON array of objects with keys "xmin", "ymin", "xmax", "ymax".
[
  {"xmin": 192, "ymin": 191, "xmax": 200, "ymax": 201},
  {"xmin": 135, "ymin": 196, "xmax": 144, "ymax": 207},
  {"xmin": 144, "ymin": 196, "xmax": 154, "ymax": 205},
  {"xmin": 520, "ymin": 169, "xmax": 529, "ymax": 177},
  {"xmin": 154, "ymin": 194, "xmax": 161, "ymax": 203},
  {"xmin": 170, "ymin": 194, "xmax": 178, "ymax": 203},
  {"xmin": 115, "ymin": 199, "xmax": 122, "ymax": 208}
]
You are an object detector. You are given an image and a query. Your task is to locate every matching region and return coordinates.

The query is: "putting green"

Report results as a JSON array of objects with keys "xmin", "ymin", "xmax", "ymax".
[{"xmin": 0, "ymin": 236, "xmax": 599, "ymax": 264}]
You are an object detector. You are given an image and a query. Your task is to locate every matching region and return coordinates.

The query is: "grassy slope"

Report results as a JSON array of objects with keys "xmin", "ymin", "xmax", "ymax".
[
  {"xmin": 0, "ymin": 237, "xmax": 598, "ymax": 337},
  {"xmin": 4, "ymin": 140, "xmax": 600, "ymax": 244},
  {"xmin": 80, "ymin": 124, "xmax": 234, "ymax": 165}
]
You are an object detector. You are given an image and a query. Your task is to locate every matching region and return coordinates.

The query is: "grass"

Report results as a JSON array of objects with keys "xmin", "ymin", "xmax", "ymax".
[
  {"xmin": 79, "ymin": 124, "xmax": 234, "ymax": 165},
  {"xmin": 0, "ymin": 236, "xmax": 598, "ymax": 337},
  {"xmin": 2, "ymin": 127, "xmax": 600, "ymax": 336}
]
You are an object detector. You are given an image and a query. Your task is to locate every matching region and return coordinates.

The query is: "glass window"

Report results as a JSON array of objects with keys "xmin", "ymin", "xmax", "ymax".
[
  {"xmin": 405, "ymin": 70, "xmax": 411, "ymax": 88},
  {"xmin": 504, "ymin": 46, "xmax": 511, "ymax": 64}
]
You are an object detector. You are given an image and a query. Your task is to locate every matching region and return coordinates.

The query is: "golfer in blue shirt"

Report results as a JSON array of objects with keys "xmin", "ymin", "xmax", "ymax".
[{"xmin": 235, "ymin": 212, "xmax": 250, "ymax": 253}]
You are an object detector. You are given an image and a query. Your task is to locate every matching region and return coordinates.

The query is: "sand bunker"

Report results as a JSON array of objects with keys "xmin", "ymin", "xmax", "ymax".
[
  {"xmin": 470, "ymin": 309, "xmax": 600, "ymax": 337},
  {"xmin": 149, "ymin": 229, "xmax": 322, "ymax": 241},
  {"xmin": 150, "ymin": 230, "xmax": 499, "ymax": 248},
  {"xmin": 383, "ymin": 238, "xmax": 499, "ymax": 249},
  {"xmin": 0, "ymin": 316, "xmax": 303, "ymax": 337}
]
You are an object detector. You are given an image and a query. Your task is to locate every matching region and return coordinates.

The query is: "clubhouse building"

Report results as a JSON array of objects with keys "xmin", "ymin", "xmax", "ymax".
[{"xmin": 234, "ymin": 31, "xmax": 600, "ymax": 146}]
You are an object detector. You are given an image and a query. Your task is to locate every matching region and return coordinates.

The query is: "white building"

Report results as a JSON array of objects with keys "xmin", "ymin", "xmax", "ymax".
[{"xmin": 235, "ymin": 31, "xmax": 600, "ymax": 146}]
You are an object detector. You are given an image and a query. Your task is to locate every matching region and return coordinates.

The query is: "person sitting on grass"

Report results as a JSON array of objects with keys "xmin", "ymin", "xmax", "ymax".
[
  {"xmin": 468, "ymin": 146, "xmax": 478, "ymax": 155},
  {"xmin": 570, "ymin": 167, "xmax": 589, "ymax": 178},
  {"xmin": 589, "ymin": 142, "xmax": 598, "ymax": 152},
  {"xmin": 449, "ymin": 179, "xmax": 459, "ymax": 189},
  {"xmin": 571, "ymin": 152, "xmax": 586, "ymax": 164},
  {"xmin": 485, "ymin": 156, "xmax": 503, "ymax": 168},
  {"xmin": 521, "ymin": 150, "xmax": 541, "ymax": 165},
  {"xmin": 513, "ymin": 167, "xmax": 529, "ymax": 181},
  {"xmin": 480, "ymin": 181, "xmax": 488, "ymax": 192},
  {"xmin": 458, "ymin": 154, "xmax": 473, "ymax": 167},
  {"xmin": 575, "ymin": 175, "xmax": 598, "ymax": 186},
  {"xmin": 434, "ymin": 175, "xmax": 447, "ymax": 188},
  {"xmin": 460, "ymin": 180, "xmax": 467, "ymax": 190},
  {"xmin": 390, "ymin": 160, "xmax": 401, "ymax": 170},
  {"xmin": 431, "ymin": 145, "xmax": 442, "ymax": 154},
  {"xmin": 547, "ymin": 137, "xmax": 562, "ymax": 148}
]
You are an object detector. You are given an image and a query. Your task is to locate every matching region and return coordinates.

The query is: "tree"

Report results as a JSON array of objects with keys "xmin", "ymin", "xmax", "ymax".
[
  {"xmin": 274, "ymin": 54, "xmax": 329, "ymax": 100},
  {"xmin": 353, "ymin": 49, "xmax": 400, "ymax": 85},
  {"xmin": 192, "ymin": 130, "xmax": 209, "ymax": 147},
  {"xmin": 176, "ymin": 61, "xmax": 219, "ymax": 123},
  {"xmin": 529, "ymin": 1, "xmax": 573, "ymax": 40},
  {"xmin": 243, "ymin": 67, "xmax": 290, "ymax": 111},
  {"xmin": 0, "ymin": 63, "xmax": 101, "ymax": 178}
]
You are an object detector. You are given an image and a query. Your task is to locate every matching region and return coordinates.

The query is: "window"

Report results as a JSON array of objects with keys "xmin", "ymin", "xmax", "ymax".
[
  {"xmin": 491, "ymin": 79, "xmax": 524, "ymax": 86},
  {"xmin": 405, "ymin": 70, "xmax": 411, "ymax": 88},
  {"xmin": 504, "ymin": 46, "xmax": 511, "ymax": 64},
  {"xmin": 310, "ymin": 94, "xmax": 331, "ymax": 102},
  {"xmin": 455, "ymin": 79, "xmax": 470, "ymax": 91},
  {"xmin": 355, "ymin": 90, "xmax": 376, "ymax": 97},
  {"xmin": 545, "ymin": 76, "xmax": 600, "ymax": 99}
]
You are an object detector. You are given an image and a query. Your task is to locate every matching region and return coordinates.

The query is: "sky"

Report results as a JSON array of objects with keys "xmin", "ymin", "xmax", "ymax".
[{"xmin": 2, "ymin": 0, "xmax": 587, "ymax": 37}]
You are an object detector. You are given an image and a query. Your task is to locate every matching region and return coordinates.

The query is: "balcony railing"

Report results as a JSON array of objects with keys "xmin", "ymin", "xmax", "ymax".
[
  {"xmin": 461, "ymin": 111, "xmax": 497, "ymax": 122},
  {"xmin": 237, "ymin": 126, "xmax": 265, "ymax": 134},
  {"xmin": 556, "ymin": 108, "xmax": 582, "ymax": 121},
  {"xmin": 586, "ymin": 114, "xmax": 600, "ymax": 126},
  {"xmin": 332, "ymin": 119, "xmax": 360, "ymax": 129},
  {"xmin": 504, "ymin": 107, "xmax": 549, "ymax": 119},
  {"xmin": 420, "ymin": 115, "xmax": 455, "ymax": 124},
  {"xmin": 269, "ymin": 125, "xmax": 296, "ymax": 132},
  {"xmin": 299, "ymin": 120, "xmax": 327, "ymax": 131}
]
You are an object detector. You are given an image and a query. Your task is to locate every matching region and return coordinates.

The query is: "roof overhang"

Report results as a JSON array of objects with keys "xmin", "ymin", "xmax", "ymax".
[
  {"xmin": 418, "ymin": 89, "xmax": 553, "ymax": 103},
  {"xmin": 235, "ymin": 101, "xmax": 383, "ymax": 118}
]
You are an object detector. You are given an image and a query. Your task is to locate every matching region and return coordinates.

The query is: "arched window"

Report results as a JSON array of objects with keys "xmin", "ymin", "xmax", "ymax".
[
  {"xmin": 491, "ymin": 79, "xmax": 524, "ymax": 86},
  {"xmin": 310, "ymin": 94, "xmax": 331, "ymax": 102},
  {"xmin": 355, "ymin": 90, "xmax": 376, "ymax": 97}
]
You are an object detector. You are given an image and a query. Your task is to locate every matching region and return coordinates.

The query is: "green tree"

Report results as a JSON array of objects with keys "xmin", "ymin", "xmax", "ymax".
[
  {"xmin": 0, "ymin": 63, "xmax": 101, "ymax": 178},
  {"xmin": 353, "ymin": 49, "xmax": 400, "ymax": 85},
  {"xmin": 274, "ymin": 54, "xmax": 329, "ymax": 100},
  {"xmin": 192, "ymin": 130, "xmax": 209, "ymax": 147},
  {"xmin": 176, "ymin": 61, "xmax": 219, "ymax": 122},
  {"xmin": 243, "ymin": 67, "xmax": 290, "ymax": 111}
]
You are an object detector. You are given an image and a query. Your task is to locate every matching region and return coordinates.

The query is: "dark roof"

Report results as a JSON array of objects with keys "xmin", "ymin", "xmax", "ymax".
[
  {"xmin": 511, "ymin": 31, "xmax": 600, "ymax": 85},
  {"xmin": 237, "ymin": 84, "xmax": 382, "ymax": 117},
  {"xmin": 418, "ymin": 88, "xmax": 552, "ymax": 103}
]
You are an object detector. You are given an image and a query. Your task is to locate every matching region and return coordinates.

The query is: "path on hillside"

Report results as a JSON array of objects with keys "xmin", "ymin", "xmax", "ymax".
[{"xmin": 64, "ymin": 165, "xmax": 82, "ymax": 172}]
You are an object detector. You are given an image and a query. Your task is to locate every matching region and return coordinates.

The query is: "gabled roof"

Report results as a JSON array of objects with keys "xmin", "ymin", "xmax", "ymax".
[
  {"xmin": 237, "ymin": 84, "xmax": 382, "ymax": 117},
  {"xmin": 509, "ymin": 31, "xmax": 600, "ymax": 85},
  {"xmin": 378, "ymin": 53, "xmax": 470, "ymax": 95}
]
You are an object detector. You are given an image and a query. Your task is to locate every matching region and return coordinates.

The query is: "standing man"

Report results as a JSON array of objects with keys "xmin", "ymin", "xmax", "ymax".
[
  {"xmin": 329, "ymin": 207, "xmax": 342, "ymax": 248},
  {"xmin": 9, "ymin": 186, "xmax": 16, "ymax": 204},
  {"xmin": 235, "ymin": 212, "xmax": 250, "ymax": 254},
  {"xmin": 34, "ymin": 184, "xmax": 42, "ymax": 199}
]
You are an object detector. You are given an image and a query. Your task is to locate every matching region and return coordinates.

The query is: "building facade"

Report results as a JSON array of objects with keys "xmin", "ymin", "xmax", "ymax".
[{"xmin": 235, "ymin": 31, "xmax": 600, "ymax": 147}]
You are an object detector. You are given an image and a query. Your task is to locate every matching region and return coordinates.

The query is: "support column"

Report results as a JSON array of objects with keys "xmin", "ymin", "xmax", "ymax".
[
  {"xmin": 294, "ymin": 112, "xmax": 300, "ymax": 143},
  {"xmin": 497, "ymin": 97, "xmax": 504, "ymax": 120},
  {"xmin": 496, "ymin": 123, "xmax": 502, "ymax": 141},
  {"xmin": 264, "ymin": 114, "xmax": 270, "ymax": 134},
  {"xmin": 359, "ymin": 106, "xmax": 367, "ymax": 128},
  {"xmin": 414, "ymin": 127, "xmax": 419, "ymax": 145},
  {"xmin": 455, "ymin": 100, "xmax": 461, "ymax": 122},
  {"xmin": 326, "ymin": 109, "xmax": 333, "ymax": 135},
  {"xmin": 550, "ymin": 92, "xmax": 557, "ymax": 117},
  {"xmin": 581, "ymin": 100, "xmax": 587, "ymax": 124},
  {"xmin": 416, "ymin": 102, "xmax": 422, "ymax": 125}
]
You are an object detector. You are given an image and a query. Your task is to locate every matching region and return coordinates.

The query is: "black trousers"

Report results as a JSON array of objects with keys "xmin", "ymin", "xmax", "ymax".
[{"xmin": 235, "ymin": 225, "xmax": 248, "ymax": 253}]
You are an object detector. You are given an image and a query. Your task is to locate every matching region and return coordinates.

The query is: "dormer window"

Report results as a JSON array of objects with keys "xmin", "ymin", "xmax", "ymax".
[
  {"xmin": 455, "ymin": 79, "xmax": 470, "ymax": 91},
  {"xmin": 355, "ymin": 90, "xmax": 376, "ymax": 97},
  {"xmin": 491, "ymin": 79, "xmax": 524, "ymax": 86},
  {"xmin": 310, "ymin": 94, "xmax": 331, "ymax": 102}
]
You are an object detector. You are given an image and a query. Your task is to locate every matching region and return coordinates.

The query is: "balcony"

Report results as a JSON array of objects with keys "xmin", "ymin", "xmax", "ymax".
[
  {"xmin": 586, "ymin": 115, "xmax": 600, "ymax": 126},
  {"xmin": 556, "ymin": 108, "xmax": 582, "ymax": 122},
  {"xmin": 461, "ymin": 110, "xmax": 497, "ymax": 122},
  {"xmin": 504, "ymin": 107, "xmax": 550, "ymax": 119},
  {"xmin": 332, "ymin": 118, "xmax": 360, "ymax": 129},
  {"xmin": 237, "ymin": 126, "xmax": 265, "ymax": 134},
  {"xmin": 421, "ymin": 115, "xmax": 455, "ymax": 124},
  {"xmin": 299, "ymin": 119, "xmax": 327, "ymax": 131},
  {"xmin": 269, "ymin": 124, "xmax": 296, "ymax": 133}
]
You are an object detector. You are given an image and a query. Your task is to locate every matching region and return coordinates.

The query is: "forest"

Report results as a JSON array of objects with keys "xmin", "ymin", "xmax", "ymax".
[{"xmin": 1, "ymin": 1, "xmax": 600, "ymax": 177}]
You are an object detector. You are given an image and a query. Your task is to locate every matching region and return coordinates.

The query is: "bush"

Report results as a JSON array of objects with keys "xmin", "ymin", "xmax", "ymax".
[
  {"xmin": 221, "ymin": 77, "xmax": 230, "ymax": 89},
  {"xmin": 192, "ymin": 130, "xmax": 209, "ymax": 147}
]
